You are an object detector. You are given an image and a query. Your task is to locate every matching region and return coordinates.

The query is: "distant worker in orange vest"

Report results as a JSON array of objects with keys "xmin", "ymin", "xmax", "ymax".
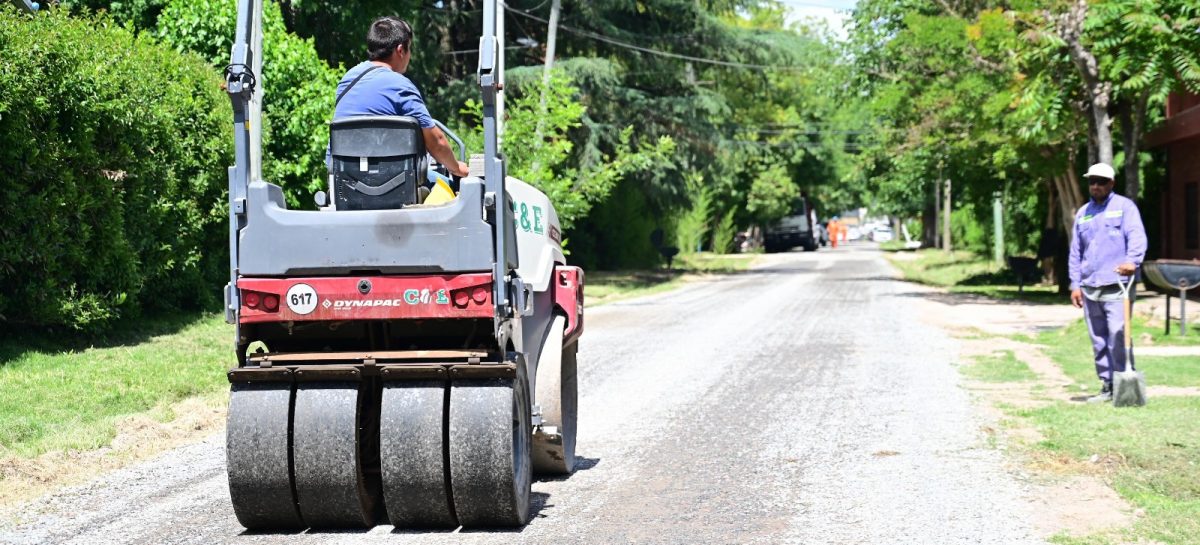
[
  {"xmin": 827, "ymin": 217, "xmax": 841, "ymax": 248},
  {"xmin": 839, "ymin": 221, "xmax": 848, "ymax": 244}
]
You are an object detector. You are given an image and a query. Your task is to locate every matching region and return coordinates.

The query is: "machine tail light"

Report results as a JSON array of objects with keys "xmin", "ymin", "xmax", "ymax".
[
  {"xmin": 242, "ymin": 290, "xmax": 278, "ymax": 313},
  {"xmin": 450, "ymin": 286, "xmax": 492, "ymax": 309}
]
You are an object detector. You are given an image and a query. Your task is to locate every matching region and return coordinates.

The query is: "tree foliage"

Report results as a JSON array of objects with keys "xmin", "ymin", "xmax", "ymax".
[
  {"xmin": 461, "ymin": 71, "xmax": 676, "ymax": 231},
  {"xmin": 845, "ymin": 0, "xmax": 1200, "ymax": 283},
  {"xmin": 156, "ymin": 0, "xmax": 340, "ymax": 206}
]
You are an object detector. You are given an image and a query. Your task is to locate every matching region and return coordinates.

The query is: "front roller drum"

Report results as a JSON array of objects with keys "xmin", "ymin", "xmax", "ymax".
[
  {"xmin": 227, "ymin": 382, "xmax": 304, "ymax": 529},
  {"xmin": 292, "ymin": 381, "xmax": 378, "ymax": 528},
  {"xmin": 533, "ymin": 315, "xmax": 578, "ymax": 475},
  {"xmin": 449, "ymin": 364, "xmax": 532, "ymax": 527},
  {"xmin": 380, "ymin": 380, "xmax": 456, "ymax": 528}
]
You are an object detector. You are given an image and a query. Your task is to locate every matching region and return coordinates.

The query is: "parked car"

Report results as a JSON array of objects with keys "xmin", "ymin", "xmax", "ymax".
[
  {"xmin": 846, "ymin": 226, "xmax": 863, "ymax": 241},
  {"xmin": 870, "ymin": 226, "xmax": 894, "ymax": 242}
]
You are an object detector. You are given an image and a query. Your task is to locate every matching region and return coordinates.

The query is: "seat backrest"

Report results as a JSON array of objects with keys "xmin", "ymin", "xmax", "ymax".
[{"xmin": 329, "ymin": 115, "xmax": 427, "ymax": 210}]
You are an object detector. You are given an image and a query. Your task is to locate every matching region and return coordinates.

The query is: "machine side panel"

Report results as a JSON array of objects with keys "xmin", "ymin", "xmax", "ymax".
[
  {"xmin": 507, "ymin": 177, "xmax": 565, "ymax": 293},
  {"xmin": 239, "ymin": 178, "xmax": 494, "ymax": 276}
]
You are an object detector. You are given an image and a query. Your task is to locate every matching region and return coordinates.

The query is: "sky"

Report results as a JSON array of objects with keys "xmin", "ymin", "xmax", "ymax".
[{"xmin": 778, "ymin": 0, "xmax": 857, "ymax": 39}]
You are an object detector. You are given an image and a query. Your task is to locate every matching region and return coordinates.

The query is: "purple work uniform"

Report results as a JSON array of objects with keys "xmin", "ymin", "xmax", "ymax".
[{"xmin": 1068, "ymin": 192, "xmax": 1147, "ymax": 383}]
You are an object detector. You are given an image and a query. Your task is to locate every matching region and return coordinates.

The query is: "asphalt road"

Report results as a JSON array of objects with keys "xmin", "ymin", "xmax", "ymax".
[{"xmin": 0, "ymin": 246, "xmax": 1046, "ymax": 545}]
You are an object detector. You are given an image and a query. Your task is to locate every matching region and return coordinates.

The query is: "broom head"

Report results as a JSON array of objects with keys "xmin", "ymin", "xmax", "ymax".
[{"xmin": 1113, "ymin": 368, "xmax": 1146, "ymax": 408}]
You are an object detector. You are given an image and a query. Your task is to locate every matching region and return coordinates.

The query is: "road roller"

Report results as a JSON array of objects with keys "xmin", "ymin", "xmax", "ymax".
[{"xmin": 220, "ymin": 0, "xmax": 582, "ymax": 529}]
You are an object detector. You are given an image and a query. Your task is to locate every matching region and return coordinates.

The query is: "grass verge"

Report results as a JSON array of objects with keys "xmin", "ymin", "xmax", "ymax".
[
  {"xmin": 1035, "ymin": 316, "xmax": 1200, "ymax": 388},
  {"xmin": 1021, "ymin": 397, "xmax": 1200, "ymax": 545},
  {"xmin": 960, "ymin": 318, "xmax": 1200, "ymax": 544},
  {"xmin": 0, "ymin": 313, "xmax": 230, "ymax": 458},
  {"xmin": 586, "ymin": 252, "xmax": 759, "ymax": 306},
  {"xmin": 962, "ymin": 350, "xmax": 1038, "ymax": 383},
  {"xmin": 886, "ymin": 249, "xmax": 1061, "ymax": 303}
]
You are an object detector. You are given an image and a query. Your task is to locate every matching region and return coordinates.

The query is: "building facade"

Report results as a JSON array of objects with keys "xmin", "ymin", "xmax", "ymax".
[{"xmin": 1145, "ymin": 92, "xmax": 1200, "ymax": 260}]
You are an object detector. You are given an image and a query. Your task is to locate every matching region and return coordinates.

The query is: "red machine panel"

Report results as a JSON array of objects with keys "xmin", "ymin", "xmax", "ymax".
[
  {"xmin": 238, "ymin": 274, "xmax": 494, "ymax": 324},
  {"xmin": 554, "ymin": 266, "xmax": 584, "ymax": 344}
]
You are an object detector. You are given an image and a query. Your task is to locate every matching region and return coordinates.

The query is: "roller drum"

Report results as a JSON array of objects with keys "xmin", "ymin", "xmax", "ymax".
[
  {"xmin": 226, "ymin": 382, "xmax": 304, "ymax": 529},
  {"xmin": 380, "ymin": 380, "xmax": 457, "ymax": 528}
]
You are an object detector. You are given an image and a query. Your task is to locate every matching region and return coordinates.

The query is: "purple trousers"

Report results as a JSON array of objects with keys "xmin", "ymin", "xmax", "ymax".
[{"xmin": 1082, "ymin": 295, "xmax": 1132, "ymax": 383}]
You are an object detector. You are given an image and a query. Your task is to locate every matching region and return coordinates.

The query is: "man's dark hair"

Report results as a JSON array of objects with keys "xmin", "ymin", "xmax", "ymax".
[{"xmin": 367, "ymin": 16, "xmax": 413, "ymax": 61}]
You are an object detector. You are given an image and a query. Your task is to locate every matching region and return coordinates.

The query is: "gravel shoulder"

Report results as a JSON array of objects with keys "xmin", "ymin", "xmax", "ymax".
[{"xmin": 1, "ymin": 246, "xmax": 1049, "ymax": 545}]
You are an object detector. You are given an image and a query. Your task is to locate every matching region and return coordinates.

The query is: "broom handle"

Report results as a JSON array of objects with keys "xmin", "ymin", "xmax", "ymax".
[
  {"xmin": 1121, "ymin": 276, "xmax": 1134, "ymax": 370},
  {"xmin": 1124, "ymin": 289, "xmax": 1131, "ymax": 350}
]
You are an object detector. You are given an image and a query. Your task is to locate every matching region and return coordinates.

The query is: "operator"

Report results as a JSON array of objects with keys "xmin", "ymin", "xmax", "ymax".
[
  {"xmin": 332, "ymin": 16, "xmax": 468, "ymax": 177},
  {"xmin": 1068, "ymin": 163, "xmax": 1147, "ymax": 404}
]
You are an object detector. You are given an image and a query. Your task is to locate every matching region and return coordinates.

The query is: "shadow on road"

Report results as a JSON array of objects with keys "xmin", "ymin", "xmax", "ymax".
[
  {"xmin": 888, "ymin": 290, "xmax": 1061, "ymax": 307},
  {"xmin": 535, "ymin": 456, "xmax": 600, "ymax": 483}
]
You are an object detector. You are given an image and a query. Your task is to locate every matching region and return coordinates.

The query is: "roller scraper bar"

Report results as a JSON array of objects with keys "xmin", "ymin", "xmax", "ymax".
[
  {"xmin": 479, "ymin": 0, "xmax": 515, "ymax": 335},
  {"xmin": 224, "ymin": 0, "xmax": 264, "ymax": 347}
]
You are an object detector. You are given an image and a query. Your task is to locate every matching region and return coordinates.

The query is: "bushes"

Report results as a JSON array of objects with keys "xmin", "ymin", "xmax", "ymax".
[{"xmin": 0, "ymin": 7, "xmax": 230, "ymax": 328}]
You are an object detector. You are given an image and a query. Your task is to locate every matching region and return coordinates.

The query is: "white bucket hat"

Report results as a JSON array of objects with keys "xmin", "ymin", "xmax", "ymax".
[{"xmin": 1085, "ymin": 163, "xmax": 1115, "ymax": 180}]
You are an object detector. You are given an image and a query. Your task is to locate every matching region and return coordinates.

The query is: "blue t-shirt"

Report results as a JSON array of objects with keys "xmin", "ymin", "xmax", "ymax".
[{"xmin": 333, "ymin": 61, "xmax": 434, "ymax": 128}]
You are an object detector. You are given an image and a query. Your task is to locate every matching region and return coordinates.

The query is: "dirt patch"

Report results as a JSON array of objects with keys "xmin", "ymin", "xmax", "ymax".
[
  {"xmin": 915, "ymin": 293, "xmax": 1080, "ymax": 337},
  {"xmin": 1026, "ymin": 474, "xmax": 1134, "ymax": 539},
  {"xmin": 1136, "ymin": 346, "xmax": 1200, "ymax": 357},
  {"xmin": 0, "ymin": 395, "xmax": 225, "ymax": 511},
  {"xmin": 887, "ymin": 251, "xmax": 922, "ymax": 261},
  {"xmin": 1147, "ymin": 385, "xmax": 1200, "ymax": 397}
]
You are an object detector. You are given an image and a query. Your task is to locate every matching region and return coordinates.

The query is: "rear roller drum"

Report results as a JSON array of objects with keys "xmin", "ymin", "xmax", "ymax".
[
  {"xmin": 533, "ymin": 315, "xmax": 578, "ymax": 475},
  {"xmin": 227, "ymin": 382, "xmax": 304, "ymax": 529},
  {"xmin": 292, "ymin": 381, "xmax": 378, "ymax": 528},
  {"xmin": 449, "ymin": 364, "xmax": 532, "ymax": 527},
  {"xmin": 380, "ymin": 380, "xmax": 456, "ymax": 528}
]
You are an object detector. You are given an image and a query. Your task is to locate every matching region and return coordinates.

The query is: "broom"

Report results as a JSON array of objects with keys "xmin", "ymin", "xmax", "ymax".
[{"xmin": 1113, "ymin": 276, "xmax": 1146, "ymax": 407}]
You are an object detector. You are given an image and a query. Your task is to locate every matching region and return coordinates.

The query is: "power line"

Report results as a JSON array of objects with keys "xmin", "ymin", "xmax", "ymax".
[{"xmin": 505, "ymin": 7, "xmax": 808, "ymax": 72}]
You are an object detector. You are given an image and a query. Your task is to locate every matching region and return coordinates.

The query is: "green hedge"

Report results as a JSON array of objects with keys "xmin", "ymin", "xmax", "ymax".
[{"xmin": 0, "ymin": 7, "xmax": 231, "ymax": 329}]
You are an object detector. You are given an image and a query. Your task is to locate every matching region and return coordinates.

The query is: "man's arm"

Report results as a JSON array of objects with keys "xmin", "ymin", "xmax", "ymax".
[
  {"xmin": 1122, "ymin": 201, "xmax": 1147, "ymax": 268},
  {"xmin": 422, "ymin": 126, "xmax": 469, "ymax": 177}
]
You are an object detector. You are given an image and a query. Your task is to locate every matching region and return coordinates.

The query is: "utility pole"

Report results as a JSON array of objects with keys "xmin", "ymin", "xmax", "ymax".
[
  {"xmin": 530, "ymin": 0, "xmax": 561, "ymax": 177},
  {"xmin": 942, "ymin": 178, "xmax": 952, "ymax": 251},
  {"xmin": 542, "ymin": 0, "xmax": 561, "ymax": 84},
  {"xmin": 933, "ymin": 178, "xmax": 941, "ymax": 249},
  {"xmin": 993, "ymin": 191, "xmax": 1004, "ymax": 266}
]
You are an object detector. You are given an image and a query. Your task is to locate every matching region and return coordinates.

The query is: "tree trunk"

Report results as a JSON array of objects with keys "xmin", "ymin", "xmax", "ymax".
[
  {"xmin": 923, "ymin": 185, "xmax": 937, "ymax": 248},
  {"xmin": 1054, "ymin": 160, "xmax": 1085, "ymax": 293},
  {"xmin": 1117, "ymin": 90, "xmax": 1150, "ymax": 201},
  {"xmin": 1059, "ymin": 0, "xmax": 1114, "ymax": 165},
  {"xmin": 1042, "ymin": 176, "xmax": 1058, "ymax": 283},
  {"xmin": 1085, "ymin": 105, "xmax": 1100, "ymax": 166}
]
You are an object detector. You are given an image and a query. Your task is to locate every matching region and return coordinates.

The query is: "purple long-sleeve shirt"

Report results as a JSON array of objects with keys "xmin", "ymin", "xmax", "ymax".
[{"xmin": 1069, "ymin": 193, "xmax": 1147, "ymax": 290}]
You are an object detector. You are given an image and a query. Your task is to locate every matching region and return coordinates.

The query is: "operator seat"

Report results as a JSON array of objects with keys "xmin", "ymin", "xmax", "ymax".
[{"xmin": 328, "ymin": 115, "xmax": 428, "ymax": 210}]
